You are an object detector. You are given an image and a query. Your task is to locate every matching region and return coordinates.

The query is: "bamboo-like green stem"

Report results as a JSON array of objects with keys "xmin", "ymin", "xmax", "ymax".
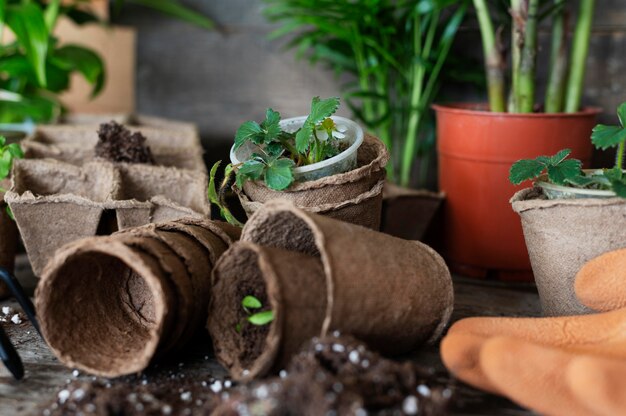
[
  {"xmin": 473, "ymin": 0, "xmax": 506, "ymax": 112},
  {"xmin": 516, "ymin": 0, "xmax": 539, "ymax": 113},
  {"xmin": 564, "ymin": 0, "xmax": 594, "ymax": 113},
  {"xmin": 545, "ymin": 0, "xmax": 567, "ymax": 113},
  {"xmin": 352, "ymin": 24, "xmax": 375, "ymax": 126},
  {"xmin": 617, "ymin": 141, "xmax": 625, "ymax": 170},
  {"xmin": 400, "ymin": 10, "xmax": 431, "ymax": 187},
  {"xmin": 510, "ymin": 0, "xmax": 523, "ymax": 113}
]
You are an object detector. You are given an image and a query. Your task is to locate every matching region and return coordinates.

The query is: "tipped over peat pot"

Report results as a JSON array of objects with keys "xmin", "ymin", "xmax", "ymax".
[
  {"xmin": 35, "ymin": 218, "xmax": 239, "ymax": 377},
  {"xmin": 433, "ymin": 103, "xmax": 600, "ymax": 281},
  {"xmin": 511, "ymin": 187, "xmax": 626, "ymax": 316},
  {"xmin": 234, "ymin": 118, "xmax": 389, "ymax": 230},
  {"xmin": 207, "ymin": 200, "xmax": 454, "ymax": 381}
]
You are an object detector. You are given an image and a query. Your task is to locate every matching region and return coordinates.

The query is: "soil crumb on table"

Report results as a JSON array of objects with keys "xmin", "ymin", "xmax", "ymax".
[
  {"xmin": 40, "ymin": 334, "xmax": 453, "ymax": 415},
  {"xmin": 95, "ymin": 121, "xmax": 155, "ymax": 164}
]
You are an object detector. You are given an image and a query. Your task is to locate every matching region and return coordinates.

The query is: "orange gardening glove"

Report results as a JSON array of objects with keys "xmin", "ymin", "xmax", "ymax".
[{"xmin": 440, "ymin": 248, "xmax": 626, "ymax": 416}]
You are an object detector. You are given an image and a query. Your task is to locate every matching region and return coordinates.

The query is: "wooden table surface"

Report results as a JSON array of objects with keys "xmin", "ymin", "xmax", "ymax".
[{"xmin": 0, "ymin": 254, "xmax": 541, "ymax": 416}]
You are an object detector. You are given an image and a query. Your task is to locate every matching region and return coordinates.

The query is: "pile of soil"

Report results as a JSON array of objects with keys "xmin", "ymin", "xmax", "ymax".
[
  {"xmin": 95, "ymin": 122, "xmax": 155, "ymax": 164},
  {"xmin": 40, "ymin": 334, "xmax": 453, "ymax": 415},
  {"xmin": 216, "ymin": 333, "xmax": 454, "ymax": 415}
]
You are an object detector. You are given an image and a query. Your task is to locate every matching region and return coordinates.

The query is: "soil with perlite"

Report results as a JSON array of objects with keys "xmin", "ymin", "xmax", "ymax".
[{"xmin": 39, "ymin": 334, "xmax": 453, "ymax": 415}]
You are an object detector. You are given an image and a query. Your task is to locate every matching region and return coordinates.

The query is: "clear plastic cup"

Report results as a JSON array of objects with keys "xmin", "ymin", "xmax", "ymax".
[
  {"xmin": 230, "ymin": 116, "xmax": 364, "ymax": 182},
  {"xmin": 536, "ymin": 171, "xmax": 617, "ymax": 199}
]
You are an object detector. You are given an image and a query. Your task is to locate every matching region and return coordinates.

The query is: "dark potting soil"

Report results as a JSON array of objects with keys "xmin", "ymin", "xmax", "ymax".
[
  {"xmin": 234, "ymin": 276, "xmax": 271, "ymax": 370},
  {"xmin": 41, "ymin": 334, "xmax": 453, "ymax": 416},
  {"xmin": 95, "ymin": 121, "xmax": 155, "ymax": 164}
]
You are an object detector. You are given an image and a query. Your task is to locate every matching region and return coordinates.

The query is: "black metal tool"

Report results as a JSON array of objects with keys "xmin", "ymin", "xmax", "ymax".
[{"xmin": 0, "ymin": 266, "xmax": 42, "ymax": 380}]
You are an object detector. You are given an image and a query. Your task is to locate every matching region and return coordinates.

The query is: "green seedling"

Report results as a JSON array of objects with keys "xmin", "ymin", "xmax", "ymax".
[
  {"xmin": 233, "ymin": 96, "xmax": 342, "ymax": 191},
  {"xmin": 235, "ymin": 295, "xmax": 275, "ymax": 333},
  {"xmin": 208, "ymin": 160, "xmax": 243, "ymax": 227},
  {"xmin": 509, "ymin": 102, "xmax": 626, "ymax": 197},
  {"xmin": 0, "ymin": 136, "xmax": 23, "ymax": 219}
]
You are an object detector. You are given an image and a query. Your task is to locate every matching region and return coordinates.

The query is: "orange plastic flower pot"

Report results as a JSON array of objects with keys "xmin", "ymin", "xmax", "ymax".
[{"xmin": 434, "ymin": 103, "xmax": 600, "ymax": 281}]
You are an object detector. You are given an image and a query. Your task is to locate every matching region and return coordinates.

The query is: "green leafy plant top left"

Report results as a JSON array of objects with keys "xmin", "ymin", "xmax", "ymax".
[{"xmin": 0, "ymin": 0, "xmax": 105, "ymax": 124}]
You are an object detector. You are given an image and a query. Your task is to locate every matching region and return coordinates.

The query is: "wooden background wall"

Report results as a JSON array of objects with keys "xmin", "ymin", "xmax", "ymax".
[{"xmin": 115, "ymin": 0, "xmax": 626, "ymax": 162}]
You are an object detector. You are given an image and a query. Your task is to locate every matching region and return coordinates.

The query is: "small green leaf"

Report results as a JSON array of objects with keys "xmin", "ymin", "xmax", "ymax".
[
  {"xmin": 308, "ymin": 96, "xmax": 340, "ymax": 125},
  {"xmin": 295, "ymin": 124, "xmax": 313, "ymax": 154},
  {"xmin": 547, "ymin": 159, "xmax": 583, "ymax": 185},
  {"xmin": 242, "ymin": 295, "xmax": 262, "ymax": 310},
  {"xmin": 44, "ymin": 0, "xmax": 61, "ymax": 31},
  {"xmin": 617, "ymin": 101, "xmax": 626, "ymax": 128},
  {"xmin": 0, "ymin": 136, "xmax": 6, "ymax": 147},
  {"xmin": 509, "ymin": 159, "xmax": 546, "ymax": 185},
  {"xmin": 234, "ymin": 121, "xmax": 263, "ymax": 150},
  {"xmin": 550, "ymin": 149, "xmax": 572, "ymax": 164},
  {"xmin": 264, "ymin": 158, "xmax": 295, "ymax": 190},
  {"xmin": 591, "ymin": 125, "xmax": 626, "ymax": 150},
  {"xmin": 0, "ymin": 151, "xmax": 12, "ymax": 179},
  {"xmin": 235, "ymin": 159, "xmax": 265, "ymax": 189},
  {"xmin": 208, "ymin": 161, "xmax": 244, "ymax": 227},
  {"xmin": 248, "ymin": 310, "xmax": 274, "ymax": 326},
  {"xmin": 235, "ymin": 322, "xmax": 242, "ymax": 333},
  {"xmin": 261, "ymin": 108, "xmax": 281, "ymax": 142},
  {"xmin": 566, "ymin": 174, "xmax": 595, "ymax": 187},
  {"xmin": 611, "ymin": 179, "xmax": 626, "ymax": 198},
  {"xmin": 6, "ymin": 143, "xmax": 23, "ymax": 159},
  {"xmin": 604, "ymin": 166, "xmax": 623, "ymax": 182}
]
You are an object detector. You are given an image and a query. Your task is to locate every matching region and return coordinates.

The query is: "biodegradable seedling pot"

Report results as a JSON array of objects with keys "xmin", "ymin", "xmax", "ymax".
[
  {"xmin": 239, "ymin": 200, "xmax": 454, "ymax": 357},
  {"xmin": 36, "ymin": 237, "xmax": 178, "ymax": 377},
  {"xmin": 6, "ymin": 159, "xmax": 120, "ymax": 276},
  {"xmin": 381, "ymin": 182, "xmax": 445, "ymax": 241},
  {"xmin": 434, "ymin": 104, "xmax": 600, "ymax": 281},
  {"xmin": 208, "ymin": 242, "xmax": 327, "ymax": 381},
  {"xmin": 114, "ymin": 164, "xmax": 210, "ymax": 229},
  {"xmin": 23, "ymin": 124, "xmax": 205, "ymax": 172},
  {"xmin": 236, "ymin": 134, "xmax": 389, "ymax": 230},
  {"xmin": 511, "ymin": 187, "xmax": 626, "ymax": 316},
  {"xmin": 36, "ymin": 218, "xmax": 238, "ymax": 377}
]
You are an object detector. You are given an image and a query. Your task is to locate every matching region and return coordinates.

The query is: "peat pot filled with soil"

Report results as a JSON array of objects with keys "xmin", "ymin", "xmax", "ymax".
[{"xmin": 434, "ymin": 104, "xmax": 599, "ymax": 281}]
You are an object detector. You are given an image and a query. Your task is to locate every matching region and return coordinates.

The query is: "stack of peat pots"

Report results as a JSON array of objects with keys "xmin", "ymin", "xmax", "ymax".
[
  {"xmin": 35, "ymin": 218, "xmax": 240, "ymax": 377},
  {"xmin": 207, "ymin": 200, "xmax": 455, "ymax": 381},
  {"xmin": 5, "ymin": 121, "xmax": 210, "ymax": 276},
  {"xmin": 236, "ymin": 131, "xmax": 390, "ymax": 231}
]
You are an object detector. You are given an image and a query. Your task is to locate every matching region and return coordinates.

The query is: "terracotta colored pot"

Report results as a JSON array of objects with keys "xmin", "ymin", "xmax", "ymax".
[{"xmin": 433, "ymin": 103, "xmax": 600, "ymax": 281}]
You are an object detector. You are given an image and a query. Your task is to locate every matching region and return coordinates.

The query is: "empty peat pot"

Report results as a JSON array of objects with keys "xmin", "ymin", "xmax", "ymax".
[
  {"xmin": 35, "ymin": 218, "xmax": 238, "ymax": 377},
  {"xmin": 208, "ymin": 200, "xmax": 454, "ymax": 381}
]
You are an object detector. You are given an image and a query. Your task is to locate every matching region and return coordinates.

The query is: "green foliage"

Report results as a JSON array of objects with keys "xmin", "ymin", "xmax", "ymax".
[
  {"xmin": 113, "ymin": 0, "xmax": 217, "ymax": 31},
  {"xmin": 0, "ymin": 0, "xmax": 106, "ymax": 124},
  {"xmin": 509, "ymin": 102, "xmax": 626, "ymax": 198},
  {"xmin": 233, "ymin": 96, "xmax": 341, "ymax": 191},
  {"xmin": 236, "ymin": 295, "xmax": 275, "ymax": 332},
  {"xmin": 208, "ymin": 161, "xmax": 244, "ymax": 227},
  {"xmin": 264, "ymin": 0, "xmax": 471, "ymax": 188},
  {"xmin": 0, "ymin": 134, "xmax": 24, "ymax": 218}
]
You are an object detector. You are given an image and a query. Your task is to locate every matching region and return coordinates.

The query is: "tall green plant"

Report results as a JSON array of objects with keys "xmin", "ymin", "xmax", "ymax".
[
  {"xmin": 473, "ymin": 0, "xmax": 595, "ymax": 114},
  {"xmin": 264, "ymin": 0, "xmax": 468, "ymax": 188}
]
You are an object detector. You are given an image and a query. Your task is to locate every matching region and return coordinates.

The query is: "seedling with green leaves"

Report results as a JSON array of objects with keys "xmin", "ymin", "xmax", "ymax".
[
  {"xmin": 509, "ymin": 102, "xmax": 626, "ymax": 197},
  {"xmin": 0, "ymin": 136, "xmax": 24, "ymax": 218},
  {"xmin": 233, "ymin": 96, "xmax": 343, "ymax": 191},
  {"xmin": 235, "ymin": 295, "xmax": 275, "ymax": 333}
]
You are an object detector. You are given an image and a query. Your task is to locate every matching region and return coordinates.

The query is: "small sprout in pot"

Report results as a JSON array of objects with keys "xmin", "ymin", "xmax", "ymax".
[
  {"xmin": 509, "ymin": 101, "xmax": 626, "ymax": 198},
  {"xmin": 236, "ymin": 295, "xmax": 274, "ymax": 333}
]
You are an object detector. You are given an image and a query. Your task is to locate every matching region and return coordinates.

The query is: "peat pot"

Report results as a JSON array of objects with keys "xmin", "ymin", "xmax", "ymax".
[
  {"xmin": 434, "ymin": 103, "xmax": 600, "ymax": 281},
  {"xmin": 511, "ymin": 186, "xmax": 626, "ymax": 316}
]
